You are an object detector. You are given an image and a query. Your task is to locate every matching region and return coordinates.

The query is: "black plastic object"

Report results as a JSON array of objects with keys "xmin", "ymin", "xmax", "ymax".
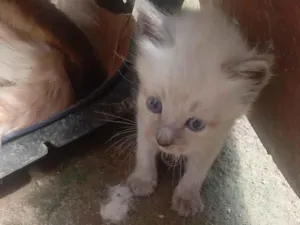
[{"xmin": 0, "ymin": 62, "xmax": 135, "ymax": 179}]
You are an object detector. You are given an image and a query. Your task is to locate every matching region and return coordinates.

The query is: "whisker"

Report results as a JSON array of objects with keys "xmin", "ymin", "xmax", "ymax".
[
  {"xmin": 161, "ymin": 152, "xmax": 181, "ymax": 168},
  {"xmin": 111, "ymin": 133, "xmax": 136, "ymax": 154},
  {"xmin": 113, "ymin": 51, "xmax": 135, "ymax": 65},
  {"xmin": 172, "ymin": 165, "xmax": 176, "ymax": 187},
  {"xmin": 95, "ymin": 111, "xmax": 136, "ymax": 124},
  {"xmin": 118, "ymin": 136, "xmax": 135, "ymax": 150},
  {"xmin": 119, "ymin": 141, "xmax": 135, "ymax": 158},
  {"xmin": 118, "ymin": 124, "xmax": 137, "ymax": 131},
  {"xmin": 114, "ymin": 136, "xmax": 136, "ymax": 160},
  {"xmin": 117, "ymin": 69, "xmax": 136, "ymax": 84},
  {"xmin": 179, "ymin": 157, "xmax": 186, "ymax": 179},
  {"xmin": 105, "ymin": 135, "xmax": 131, "ymax": 152},
  {"xmin": 117, "ymin": 138, "xmax": 136, "ymax": 167},
  {"xmin": 120, "ymin": 149, "xmax": 135, "ymax": 169},
  {"xmin": 96, "ymin": 118, "xmax": 135, "ymax": 126},
  {"xmin": 179, "ymin": 158, "xmax": 182, "ymax": 179},
  {"xmin": 106, "ymin": 128, "xmax": 136, "ymax": 144}
]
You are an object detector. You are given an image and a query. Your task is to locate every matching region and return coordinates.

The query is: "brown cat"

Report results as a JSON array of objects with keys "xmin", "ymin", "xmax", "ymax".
[{"xmin": 0, "ymin": 0, "xmax": 104, "ymax": 143}]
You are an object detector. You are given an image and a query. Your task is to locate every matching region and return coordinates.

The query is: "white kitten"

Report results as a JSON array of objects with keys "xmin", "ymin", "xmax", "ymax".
[{"xmin": 127, "ymin": 0, "xmax": 273, "ymax": 217}]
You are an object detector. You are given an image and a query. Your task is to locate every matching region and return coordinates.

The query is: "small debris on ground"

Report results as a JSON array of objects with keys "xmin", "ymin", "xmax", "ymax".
[
  {"xmin": 100, "ymin": 184, "xmax": 134, "ymax": 224},
  {"xmin": 158, "ymin": 214, "xmax": 164, "ymax": 219}
]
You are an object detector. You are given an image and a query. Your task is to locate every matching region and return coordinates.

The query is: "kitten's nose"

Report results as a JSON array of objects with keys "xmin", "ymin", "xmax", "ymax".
[{"xmin": 156, "ymin": 127, "xmax": 174, "ymax": 147}]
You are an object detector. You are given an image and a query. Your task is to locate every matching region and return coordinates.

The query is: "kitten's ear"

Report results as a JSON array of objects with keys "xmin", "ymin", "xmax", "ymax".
[
  {"xmin": 226, "ymin": 54, "xmax": 274, "ymax": 86},
  {"xmin": 224, "ymin": 54, "xmax": 274, "ymax": 101},
  {"xmin": 135, "ymin": 0, "xmax": 172, "ymax": 45}
]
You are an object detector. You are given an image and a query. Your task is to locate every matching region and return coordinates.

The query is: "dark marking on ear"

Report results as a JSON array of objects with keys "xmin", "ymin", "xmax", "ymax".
[
  {"xmin": 136, "ymin": 0, "xmax": 173, "ymax": 45},
  {"xmin": 223, "ymin": 54, "xmax": 274, "ymax": 103},
  {"xmin": 223, "ymin": 55, "xmax": 273, "ymax": 86},
  {"xmin": 245, "ymin": 70, "xmax": 266, "ymax": 83}
]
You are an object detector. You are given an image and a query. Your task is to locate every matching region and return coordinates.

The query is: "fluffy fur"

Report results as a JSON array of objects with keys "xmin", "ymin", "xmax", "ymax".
[
  {"xmin": 127, "ymin": 1, "xmax": 273, "ymax": 217},
  {"xmin": 0, "ymin": 0, "xmax": 107, "ymax": 144},
  {"xmin": 100, "ymin": 184, "xmax": 134, "ymax": 224},
  {"xmin": 0, "ymin": 21, "xmax": 73, "ymax": 143},
  {"xmin": 52, "ymin": 0, "xmax": 105, "ymax": 64}
]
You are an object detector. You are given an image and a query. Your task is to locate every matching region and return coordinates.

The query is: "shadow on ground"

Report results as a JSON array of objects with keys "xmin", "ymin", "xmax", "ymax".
[{"xmin": 0, "ymin": 118, "xmax": 251, "ymax": 225}]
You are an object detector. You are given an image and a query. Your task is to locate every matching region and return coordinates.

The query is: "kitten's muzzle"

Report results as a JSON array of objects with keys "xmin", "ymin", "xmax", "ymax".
[{"xmin": 156, "ymin": 127, "xmax": 175, "ymax": 147}]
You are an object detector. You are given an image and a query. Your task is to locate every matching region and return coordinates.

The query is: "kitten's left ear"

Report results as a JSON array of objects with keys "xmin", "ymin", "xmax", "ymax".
[
  {"xmin": 224, "ymin": 54, "xmax": 274, "ymax": 102},
  {"xmin": 135, "ymin": 0, "xmax": 173, "ymax": 45},
  {"xmin": 226, "ymin": 54, "xmax": 274, "ymax": 87}
]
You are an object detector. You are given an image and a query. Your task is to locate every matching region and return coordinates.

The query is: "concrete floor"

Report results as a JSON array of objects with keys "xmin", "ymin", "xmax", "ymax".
[
  {"xmin": 0, "ymin": 117, "xmax": 299, "ymax": 225},
  {"xmin": 0, "ymin": 0, "xmax": 300, "ymax": 224}
]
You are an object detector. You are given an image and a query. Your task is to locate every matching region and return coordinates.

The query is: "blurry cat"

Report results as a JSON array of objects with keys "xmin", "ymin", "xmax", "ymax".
[
  {"xmin": 0, "ymin": 0, "xmax": 103, "ymax": 144},
  {"xmin": 53, "ymin": 0, "xmax": 133, "ymax": 77},
  {"xmin": 127, "ymin": 0, "xmax": 273, "ymax": 217},
  {"xmin": 0, "ymin": 16, "xmax": 74, "ymax": 143}
]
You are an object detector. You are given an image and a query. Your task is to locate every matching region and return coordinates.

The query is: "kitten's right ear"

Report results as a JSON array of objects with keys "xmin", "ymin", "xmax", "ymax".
[{"xmin": 135, "ymin": 0, "xmax": 172, "ymax": 45}]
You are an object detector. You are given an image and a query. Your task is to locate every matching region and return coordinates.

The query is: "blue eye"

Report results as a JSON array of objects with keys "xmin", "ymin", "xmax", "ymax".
[
  {"xmin": 147, "ymin": 97, "xmax": 162, "ymax": 114},
  {"xmin": 186, "ymin": 117, "xmax": 205, "ymax": 132}
]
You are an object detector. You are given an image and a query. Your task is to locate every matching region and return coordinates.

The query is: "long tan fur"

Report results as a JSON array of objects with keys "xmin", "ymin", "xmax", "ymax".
[
  {"xmin": 0, "ymin": 0, "xmax": 112, "ymax": 142},
  {"xmin": 0, "ymin": 21, "xmax": 74, "ymax": 140}
]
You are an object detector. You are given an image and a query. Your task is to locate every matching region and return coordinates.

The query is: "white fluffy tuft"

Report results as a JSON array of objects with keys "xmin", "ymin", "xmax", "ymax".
[{"xmin": 100, "ymin": 184, "xmax": 134, "ymax": 224}]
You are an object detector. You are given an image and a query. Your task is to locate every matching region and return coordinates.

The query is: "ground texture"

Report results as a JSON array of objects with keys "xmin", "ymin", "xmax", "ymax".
[{"xmin": 0, "ymin": 117, "xmax": 299, "ymax": 225}]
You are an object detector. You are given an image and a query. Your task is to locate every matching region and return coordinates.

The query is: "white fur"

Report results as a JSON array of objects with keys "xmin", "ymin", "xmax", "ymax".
[
  {"xmin": 127, "ymin": 1, "xmax": 273, "ymax": 217},
  {"xmin": 100, "ymin": 184, "xmax": 134, "ymax": 224},
  {"xmin": 0, "ymin": 21, "xmax": 73, "ymax": 141}
]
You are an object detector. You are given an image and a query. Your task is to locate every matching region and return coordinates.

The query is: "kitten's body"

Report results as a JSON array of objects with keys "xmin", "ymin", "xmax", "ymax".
[{"xmin": 127, "ymin": 1, "xmax": 273, "ymax": 216}]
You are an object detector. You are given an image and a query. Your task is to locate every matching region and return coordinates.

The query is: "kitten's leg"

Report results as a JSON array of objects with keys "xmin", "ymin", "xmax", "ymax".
[
  {"xmin": 172, "ymin": 149, "xmax": 220, "ymax": 217},
  {"xmin": 127, "ymin": 127, "xmax": 158, "ymax": 196}
]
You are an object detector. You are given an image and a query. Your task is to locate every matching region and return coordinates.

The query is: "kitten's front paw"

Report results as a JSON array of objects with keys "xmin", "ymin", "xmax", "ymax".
[
  {"xmin": 172, "ymin": 187, "xmax": 204, "ymax": 217},
  {"xmin": 127, "ymin": 173, "xmax": 157, "ymax": 196}
]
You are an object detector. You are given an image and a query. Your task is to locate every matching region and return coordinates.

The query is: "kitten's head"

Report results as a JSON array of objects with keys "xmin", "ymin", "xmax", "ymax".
[{"xmin": 135, "ymin": 1, "xmax": 273, "ymax": 155}]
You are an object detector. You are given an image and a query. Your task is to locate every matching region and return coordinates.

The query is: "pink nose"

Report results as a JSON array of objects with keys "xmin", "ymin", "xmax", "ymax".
[{"xmin": 156, "ymin": 127, "xmax": 174, "ymax": 147}]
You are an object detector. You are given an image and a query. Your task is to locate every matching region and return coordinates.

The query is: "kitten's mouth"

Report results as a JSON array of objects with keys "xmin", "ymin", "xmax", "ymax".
[
  {"xmin": 160, "ymin": 152, "xmax": 185, "ymax": 167},
  {"xmin": 157, "ymin": 145, "xmax": 183, "ymax": 156},
  {"xmin": 152, "ymin": 137, "xmax": 185, "ymax": 155}
]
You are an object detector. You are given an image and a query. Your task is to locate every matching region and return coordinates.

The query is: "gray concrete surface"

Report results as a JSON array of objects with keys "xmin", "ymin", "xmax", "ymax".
[
  {"xmin": 0, "ymin": 116, "xmax": 299, "ymax": 225},
  {"xmin": 0, "ymin": 0, "xmax": 299, "ymax": 224}
]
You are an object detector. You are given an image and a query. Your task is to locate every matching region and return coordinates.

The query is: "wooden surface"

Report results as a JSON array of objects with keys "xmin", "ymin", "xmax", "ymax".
[{"xmin": 222, "ymin": 0, "xmax": 300, "ymax": 197}]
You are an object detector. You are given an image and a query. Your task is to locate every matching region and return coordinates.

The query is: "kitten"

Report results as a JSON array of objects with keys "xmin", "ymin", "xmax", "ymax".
[{"xmin": 127, "ymin": 1, "xmax": 273, "ymax": 217}]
